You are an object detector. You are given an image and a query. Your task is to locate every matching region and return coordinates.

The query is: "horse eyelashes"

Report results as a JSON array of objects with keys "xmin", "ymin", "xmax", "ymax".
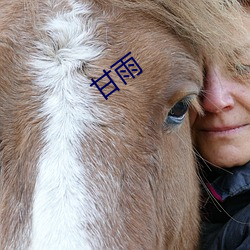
[{"xmin": 165, "ymin": 96, "xmax": 194, "ymax": 127}]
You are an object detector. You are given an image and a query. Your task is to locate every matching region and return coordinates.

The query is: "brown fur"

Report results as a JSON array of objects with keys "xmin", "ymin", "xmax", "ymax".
[{"xmin": 0, "ymin": 0, "xmax": 246, "ymax": 249}]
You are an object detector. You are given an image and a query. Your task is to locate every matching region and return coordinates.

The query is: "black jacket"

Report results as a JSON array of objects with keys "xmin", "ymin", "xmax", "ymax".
[{"xmin": 199, "ymin": 162, "xmax": 250, "ymax": 250}]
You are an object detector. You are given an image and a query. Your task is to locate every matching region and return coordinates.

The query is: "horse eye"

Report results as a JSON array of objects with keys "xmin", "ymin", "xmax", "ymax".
[{"xmin": 166, "ymin": 98, "xmax": 189, "ymax": 126}]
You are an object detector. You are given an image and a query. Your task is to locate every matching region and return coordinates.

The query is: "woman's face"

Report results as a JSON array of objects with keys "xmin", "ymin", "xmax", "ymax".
[{"xmin": 191, "ymin": 8, "xmax": 250, "ymax": 168}]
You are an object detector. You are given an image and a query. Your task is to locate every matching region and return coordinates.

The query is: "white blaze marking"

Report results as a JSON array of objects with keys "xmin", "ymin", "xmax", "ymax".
[{"xmin": 30, "ymin": 1, "xmax": 104, "ymax": 249}]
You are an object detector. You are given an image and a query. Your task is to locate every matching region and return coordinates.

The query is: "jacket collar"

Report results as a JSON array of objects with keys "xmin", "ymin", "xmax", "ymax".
[{"xmin": 201, "ymin": 161, "xmax": 250, "ymax": 202}]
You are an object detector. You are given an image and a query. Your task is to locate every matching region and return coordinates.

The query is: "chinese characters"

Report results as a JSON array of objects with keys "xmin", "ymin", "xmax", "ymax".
[{"xmin": 90, "ymin": 52, "xmax": 143, "ymax": 100}]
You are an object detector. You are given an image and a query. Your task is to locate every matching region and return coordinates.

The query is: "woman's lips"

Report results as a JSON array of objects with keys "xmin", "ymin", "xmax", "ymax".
[{"xmin": 200, "ymin": 124, "xmax": 249, "ymax": 135}]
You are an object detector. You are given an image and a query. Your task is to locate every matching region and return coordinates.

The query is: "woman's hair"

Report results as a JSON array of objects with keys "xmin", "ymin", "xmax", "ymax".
[
  {"xmin": 98, "ymin": 0, "xmax": 247, "ymax": 72},
  {"xmin": 25, "ymin": 0, "xmax": 247, "ymax": 70},
  {"xmin": 239, "ymin": 0, "xmax": 250, "ymax": 7}
]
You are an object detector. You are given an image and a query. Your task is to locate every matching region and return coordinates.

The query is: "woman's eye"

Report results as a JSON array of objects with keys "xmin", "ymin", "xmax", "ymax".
[
  {"xmin": 235, "ymin": 64, "xmax": 250, "ymax": 76},
  {"xmin": 166, "ymin": 98, "xmax": 190, "ymax": 126}
]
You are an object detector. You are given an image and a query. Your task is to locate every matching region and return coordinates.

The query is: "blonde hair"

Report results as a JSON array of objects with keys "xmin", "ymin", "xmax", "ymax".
[
  {"xmin": 26, "ymin": 0, "xmax": 247, "ymax": 69},
  {"xmin": 99, "ymin": 0, "xmax": 247, "ymax": 70}
]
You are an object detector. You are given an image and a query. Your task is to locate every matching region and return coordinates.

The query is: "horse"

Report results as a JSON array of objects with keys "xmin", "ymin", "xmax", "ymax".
[{"xmin": 0, "ymin": 0, "xmax": 245, "ymax": 249}]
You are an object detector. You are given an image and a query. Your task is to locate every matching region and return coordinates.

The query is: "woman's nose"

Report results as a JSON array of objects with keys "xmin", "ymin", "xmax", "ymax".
[{"xmin": 201, "ymin": 66, "xmax": 235, "ymax": 113}]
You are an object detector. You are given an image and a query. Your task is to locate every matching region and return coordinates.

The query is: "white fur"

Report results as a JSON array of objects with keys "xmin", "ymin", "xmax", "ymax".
[{"xmin": 30, "ymin": 1, "xmax": 104, "ymax": 249}]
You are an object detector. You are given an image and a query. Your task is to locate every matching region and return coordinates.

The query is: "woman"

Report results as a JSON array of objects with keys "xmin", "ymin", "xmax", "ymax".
[{"xmin": 191, "ymin": 3, "xmax": 250, "ymax": 249}]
